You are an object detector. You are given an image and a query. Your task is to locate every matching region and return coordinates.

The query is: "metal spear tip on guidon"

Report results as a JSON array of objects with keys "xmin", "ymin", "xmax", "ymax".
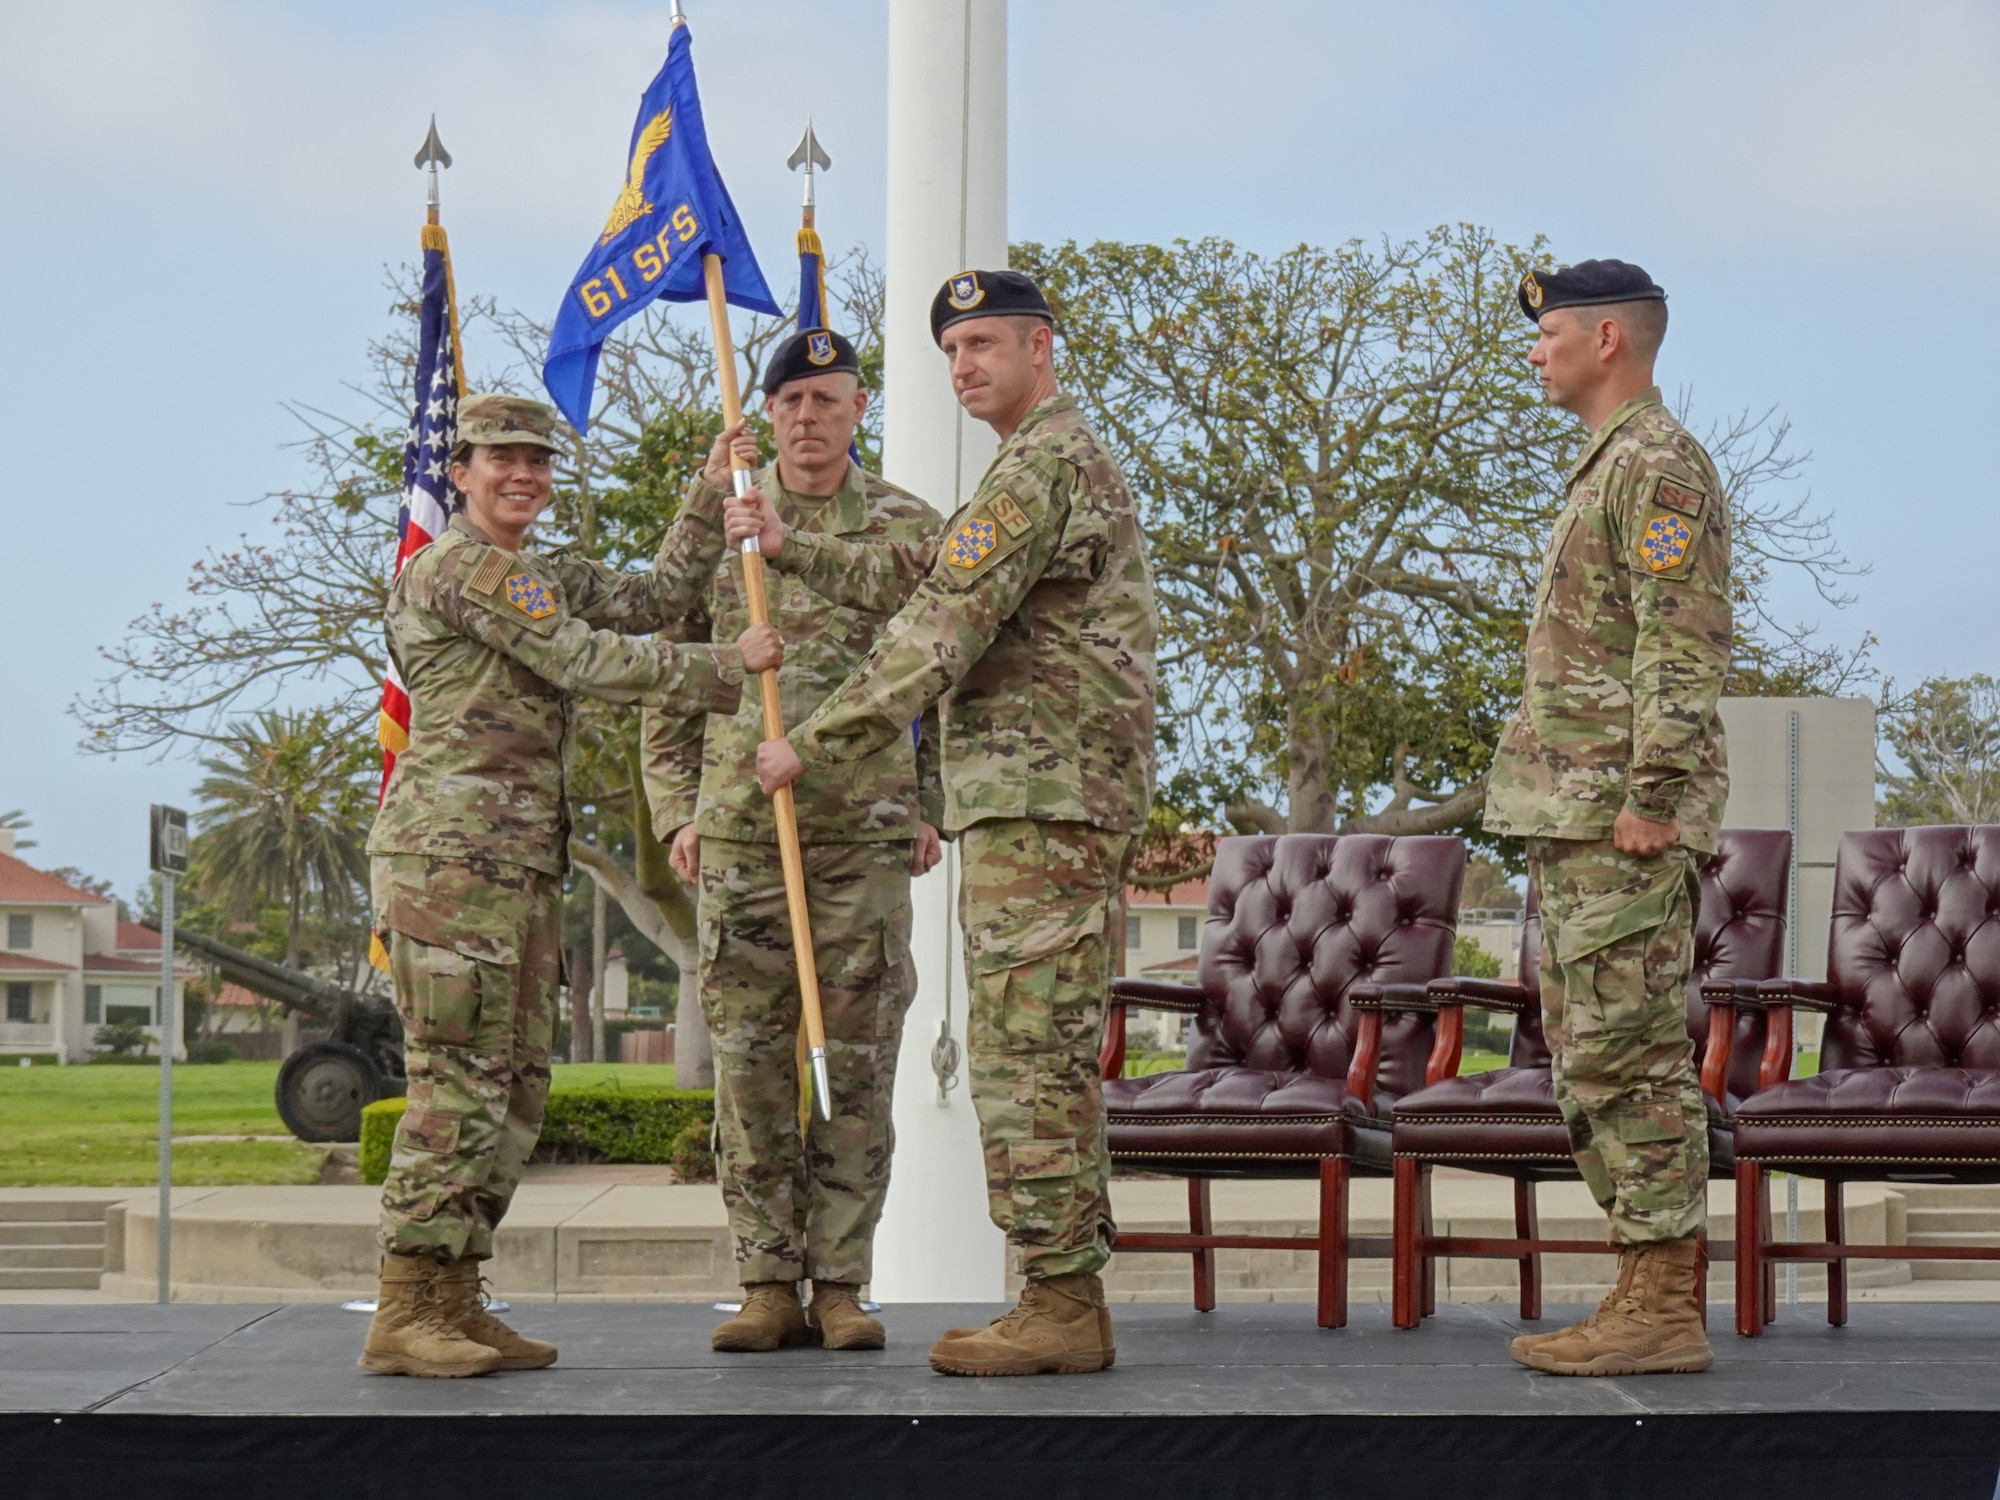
[
  {"xmin": 810, "ymin": 1046, "xmax": 832, "ymax": 1122},
  {"xmin": 787, "ymin": 120, "xmax": 831, "ymax": 209},
  {"xmin": 414, "ymin": 115, "xmax": 451, "ymax": 207}
]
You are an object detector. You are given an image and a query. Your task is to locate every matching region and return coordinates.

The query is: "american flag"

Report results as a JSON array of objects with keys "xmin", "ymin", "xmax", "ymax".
[{"xmin": 376, "ymin": 219, "xmax": 464, "ymax": 794}]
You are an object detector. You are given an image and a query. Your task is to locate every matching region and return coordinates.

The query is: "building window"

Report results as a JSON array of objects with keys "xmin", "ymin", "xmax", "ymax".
[
  {"xmin": 1125, "ymin": 915, "xmax": 1142, "ymax": 949},
  {"xmin": 5, "ymin": 914, "xmax": 29, "ymax": 950},
  {"xmin": 5, "ymin": 983, "xmax": 28, "ymax": 1023},
  {"xmin": 1177, "ymin": 916, "xmax": 1199, "ymax": 951},
  {"xmin": 106, "ymin": 1004, "xmax": 151, "ymax": 1027},
  {"xmin": 84, "ymin": 985, "xmax": 102, "ymax": 1025}
]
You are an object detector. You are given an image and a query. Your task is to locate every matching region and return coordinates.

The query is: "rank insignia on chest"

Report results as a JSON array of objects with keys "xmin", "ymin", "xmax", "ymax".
[
  {"xmin": 946, "ymin": 517, "xmax": 999, "ymax": 568},
  {"xmin": 505, "ymin": 572, "xmax": 557, "ymax": 618},
  {"xmin": 1640, "ymin": 514, "xmax": 1694, "ymax": 572}
]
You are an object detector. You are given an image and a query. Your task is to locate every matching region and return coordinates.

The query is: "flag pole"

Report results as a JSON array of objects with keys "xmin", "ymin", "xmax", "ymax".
[{"xmin": 700, "ymin": 254, "xmax": 832, "ymax": 1121}]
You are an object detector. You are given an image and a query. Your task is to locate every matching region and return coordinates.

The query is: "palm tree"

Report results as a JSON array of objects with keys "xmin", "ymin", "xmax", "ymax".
[{"xmin": 193, "ymin": 710, "xmax": 371, "ymax": 969}]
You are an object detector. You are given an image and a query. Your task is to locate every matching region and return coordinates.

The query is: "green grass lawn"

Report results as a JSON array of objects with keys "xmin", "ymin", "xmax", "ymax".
[{"xmin": 0, "ymin": 1060, "xmax": 323, "ymax": 1187}]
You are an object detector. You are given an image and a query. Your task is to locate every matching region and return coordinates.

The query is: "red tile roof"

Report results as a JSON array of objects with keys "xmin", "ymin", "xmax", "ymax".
[
  {"xmin": 0, "ymin": 852, "xmax": 115, "ymax": 907},
  {"xmin": 117, "ymin": 921, "xmax": 161, "ymax": 952},
  {"xmin": 1127, "ymin": 877, "xmax": 1210, "ymax": 907},
  {"xmin": 0, "ymin": 951, "xmax": 76, "ymax": 973},
  {"xmin": 1138, "ymin": 954, "xmax": 1200, "ymax": 976}
]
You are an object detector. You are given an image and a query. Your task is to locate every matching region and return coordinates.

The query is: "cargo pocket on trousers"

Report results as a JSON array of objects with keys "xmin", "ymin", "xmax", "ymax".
[{"xmin": 399, "ymin": 1105, "xmax": 463, "ymax": 1157}]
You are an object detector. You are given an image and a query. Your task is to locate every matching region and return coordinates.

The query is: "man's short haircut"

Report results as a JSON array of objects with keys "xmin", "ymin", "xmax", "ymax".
[{"xmin": 1564, "ymin": 298, "xmax": 1669, "ymax": 361}]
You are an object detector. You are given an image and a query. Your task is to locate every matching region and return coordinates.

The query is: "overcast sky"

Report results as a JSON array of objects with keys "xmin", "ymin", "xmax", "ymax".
[{"xmin": 1, "ymin": 0, "xmax": 1994, "ymax": 900}]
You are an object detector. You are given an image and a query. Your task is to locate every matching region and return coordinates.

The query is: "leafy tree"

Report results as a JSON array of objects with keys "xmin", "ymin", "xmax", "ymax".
[
  {"xmin": 190, "ymin": 709, "xmax": 371, "ymax": 973},
  {"xmin": 1879, "ymin": 675, "xmax": 2000, "ymax": 827},
  {"xmin": 1459, "ymin": 856, "xmax": 1523, "ymax": 916},
  {"xmin": 1452, "ymin": 934, "xmax": 1503, "ymax": 981},
  {"xmin": 0, "ymin": 810, "xmax": 35, "ymax": 851},
  {"xmin": 1017, "ymin": 230, "xmax": 1862, "ymax": 872}
]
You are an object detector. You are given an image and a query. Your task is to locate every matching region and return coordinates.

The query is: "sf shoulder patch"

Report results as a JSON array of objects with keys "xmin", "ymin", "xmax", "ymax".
[
  {"xmin": 988, "ymin": 492, "xmax": 1033, "ymax": 538},
  {"xmin": 1651, "ymin": 475, "xmax": 1707, "ymax": 518},
  {"xmin": 947, "ymin": 517, "xmax": 999, "ymax": 568},
  {"xmin": 1639, "ymin": 514, "xmax": 1695, "ymax": 572},
  {"xmin": 505, "ymin": 572, "xmax": 557, "ymax": 618}
]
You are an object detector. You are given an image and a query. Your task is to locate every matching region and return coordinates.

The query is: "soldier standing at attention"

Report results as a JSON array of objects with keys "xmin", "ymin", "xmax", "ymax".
[
  {"xmin": 362, "ymin": 393, "xmax": 783, "ymax": 1378},
  {"xmin": 727, "ymin": 271, "xmax": 1157, "ymax": 1377},
  {"xmin": 640, "ymin": 327, "xmax": 945, "ymax": 1354},
  {"xmin": 1484, "ymin": 262, "xmax": 1731, "ymax": 1377}
]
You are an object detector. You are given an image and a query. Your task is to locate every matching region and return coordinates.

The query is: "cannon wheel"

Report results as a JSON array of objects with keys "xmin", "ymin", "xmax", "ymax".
[{"xmin": 275, "ymin": 1040, "xmax": 382, "ymax": 1143}]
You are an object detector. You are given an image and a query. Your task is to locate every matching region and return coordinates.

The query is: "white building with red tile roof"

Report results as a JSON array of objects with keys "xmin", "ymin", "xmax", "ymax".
[
  {"xmin": 1122, "ymin": 877, "xmax": 1209, "ymax": 1051},
  {"xmin": 0, "ymin": 828, "xmax": 191, "ymax": 1063}
]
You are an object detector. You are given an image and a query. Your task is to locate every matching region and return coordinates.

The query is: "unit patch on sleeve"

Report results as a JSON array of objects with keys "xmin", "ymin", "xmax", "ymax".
[
  {"xmin": 505, "ymin": 572, "xmax": 557, "ymax": 619},
  {"xmin": 987, "ymin": 492, "xmax": 1033, "ymax": 538},
  {"xmin": 1639, "ymin": 514, "xmax": 1694, "ymax": 572},
  {"xmin": 946, "ymin": 517, "xmax": 999, "ymax": 568},
  {"xmin": 1651, "ymin": 476, "xmax": 1707, "ymax": 519}
]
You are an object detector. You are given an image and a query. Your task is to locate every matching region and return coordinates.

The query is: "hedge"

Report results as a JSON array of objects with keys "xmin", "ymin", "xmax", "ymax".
[{"xmin": 360, "ymin": 1083, "xmax": 716, "ymax": 1185}]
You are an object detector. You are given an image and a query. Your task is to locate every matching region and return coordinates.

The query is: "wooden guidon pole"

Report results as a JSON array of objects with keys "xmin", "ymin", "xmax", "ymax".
[{"xmin": 700, "ymin": 253, "xmax": 832, "ymax": 1121}]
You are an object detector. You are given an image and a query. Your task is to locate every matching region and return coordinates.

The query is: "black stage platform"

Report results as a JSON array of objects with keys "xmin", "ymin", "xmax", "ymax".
[{"xmin": 4, "ymin": 1301, "xmax": 1999, "ymax": 1499}]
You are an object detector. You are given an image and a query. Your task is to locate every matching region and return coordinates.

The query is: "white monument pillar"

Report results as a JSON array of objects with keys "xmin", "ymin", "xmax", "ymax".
[{"xmin": 869, "ymin": 0, "xmax": 1009, "ymax": 1304}]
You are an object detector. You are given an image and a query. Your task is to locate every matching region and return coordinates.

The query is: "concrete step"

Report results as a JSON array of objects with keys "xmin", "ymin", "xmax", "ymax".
[
  {"xmin": 1905, "ymin": 1210, "xmax": 2000, "ymax": 1236},
  {"xmin": 1885, "ymin": 1184, "xmax": 2000, "ymax": 1209},
  {"xmin": 0, "ymin": 1268, "xmax": 101, "ymax": 1290},
  {"xmin": 0, "ymin": 1200, "xmax": 113, "ymax": 1223},
  {"xmin": 1909, "ymin": 1260, "xmax": 2000, "ymax": 1281},
  {"xmin": 0, "ymin": 1220, "xmax": 103, "ymax": 1247},
  {"xmin": 0, "ymin": 1244, "xmax": 103, "ymax": 1270}
]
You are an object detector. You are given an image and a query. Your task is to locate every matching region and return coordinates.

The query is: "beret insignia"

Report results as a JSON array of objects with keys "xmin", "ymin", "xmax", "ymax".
[
  {"xmin": 505, "ymin": 572, "xmax": 557, "ymax": 619},
  {"xmin": 1653, "ymin": 478, "xmax": 1706, "ymax": 518},
  {"xmin": 946, "ymin": 272, "xmax": 984, "ymax": 311},
  {"xmin": 1521, "ymin": 272, "xmax": 1544, "ymax": 310},
  {"xmin": 1639, "ymin": 515, "xmax": 1694, "ymax": 572},
  {"xmin": 946, "ymin": 517, "xmax": 999, "ymax": 568},
  {"xmin": 806, "ymin": 330, "xmax": 836, "ymax": 366}
]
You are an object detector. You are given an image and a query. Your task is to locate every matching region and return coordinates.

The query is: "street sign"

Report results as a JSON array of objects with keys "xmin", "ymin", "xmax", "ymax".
[{"xmin": 149, "ymin": 805, "xmax": 188, "ymax": 876}]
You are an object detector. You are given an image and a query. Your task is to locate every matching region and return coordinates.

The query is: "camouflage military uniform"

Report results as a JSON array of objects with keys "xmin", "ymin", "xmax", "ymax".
[
  {"xmin": 370, "ymin": 499, "xmax": 741, "ymax": 1262},
  {"xmin": 775, "ymin": 395, "xmax": 1158, "ymax": 1279},
  {"xmin": 641, "ymin": 461, "xmax": 943, "ymax": 1286},
  {"xmin": 1485, "ymin": 386, "xmax": 1731, "ymax": 1245}
]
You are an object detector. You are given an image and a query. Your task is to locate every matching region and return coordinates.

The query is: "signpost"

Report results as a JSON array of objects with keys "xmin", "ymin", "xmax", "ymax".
[{"xmin": 149, "ymin": 804, "xmax": 188, "ymax": 1305}]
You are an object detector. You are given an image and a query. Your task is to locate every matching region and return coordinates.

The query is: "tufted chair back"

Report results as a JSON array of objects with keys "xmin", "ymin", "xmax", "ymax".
[
  {"xmin": 1820, "ymin": 826, "xmax": 2000, "ymax": 1070},
  {"xmin": 1506, "ymin": 829, "xmax": 1790, "ymax": 1097},
  {"xmin": 1188, "ymin": 834, "xmax": 1464, "ymax": 1107}
]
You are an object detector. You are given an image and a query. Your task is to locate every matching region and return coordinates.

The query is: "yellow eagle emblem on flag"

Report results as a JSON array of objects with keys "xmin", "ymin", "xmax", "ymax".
[
  {"xmin": 946, "ymin": 518, "xmax": 999, "ymax": 568},
  {"xmin": 505, "ymin": 572, "xmax": 557, "ymax": 618},
  {"xmin": 599, "ymin": 108, "xmax": 673, "ymax": 245},
  {"xmin": 1640, "ymin": 514, "xmax": 1694, "ymax": 572}
]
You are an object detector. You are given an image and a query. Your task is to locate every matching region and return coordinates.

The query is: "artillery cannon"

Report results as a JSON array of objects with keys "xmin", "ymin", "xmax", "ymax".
[{"xmin": 174, "ymin": 928, "xmax": 405, "ymax": 1143}]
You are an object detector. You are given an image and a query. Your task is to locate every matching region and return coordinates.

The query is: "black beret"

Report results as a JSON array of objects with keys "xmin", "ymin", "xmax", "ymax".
[
  {"xmin": 929, "ymin": 269, "xmax": 1054, "ymax": 345},
  {"xmin": 761, "ymin": 327, "xmax": 861, "ymax": 396},
  {"xmin": 1517, "ymin": 259, "xmax": 1666, "ymax": 324}
]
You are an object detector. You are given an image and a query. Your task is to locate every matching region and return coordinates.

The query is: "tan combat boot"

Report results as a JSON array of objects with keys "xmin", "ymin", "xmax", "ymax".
[
  {"xmin": 927, "ymin": 1273, "xmax": 1111, "ymax": 1376},
  {"xmin": 358, "ymin": 1251, "xmax": 503, "ymax": 1378},
  {"xmin": 940, "ymin": 1273, "xmax": 1116, "ymax": 1365},
  {"xmin": 1516, "ymin": 1238, "xmax": 1712, "ymax": 1377},
  {"xmin": 1508, "ymin": 1244, "xmax": 1639, "ymax": 1366},
  {"xmin": 808, "ymin": 1282, "xmax": 886, "ymax": 1351},
  {"xmin": 712, "ymin": 1282, "xmax": 813, "ymax": 1352},
  {"xmin": 440, "ymin": 1257, "xmax": 558, "ymax": 1370}
]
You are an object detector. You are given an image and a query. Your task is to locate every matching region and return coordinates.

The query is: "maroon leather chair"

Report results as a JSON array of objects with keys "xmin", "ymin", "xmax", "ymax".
[
  {"xmin": 1096, "ymin": 833, "xmax": 1465, "ymax": 1328},
  {"xmin": 1384, "ymin": 828, "xmax": 1792, "ymax": 1328},
  {"xmin": 1727, "ymin": 825, "xmax": 2000, "ymax": 1336}
]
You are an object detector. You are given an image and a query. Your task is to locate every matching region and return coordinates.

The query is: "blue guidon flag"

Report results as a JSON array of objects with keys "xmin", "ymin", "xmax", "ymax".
[{"xmin": 542, "ymin": 21, "xmax": 779, "ymax": 433}]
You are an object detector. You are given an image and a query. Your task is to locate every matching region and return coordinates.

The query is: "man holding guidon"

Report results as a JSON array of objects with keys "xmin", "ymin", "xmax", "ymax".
[{"xmin": 642, "ymin": 327, "xmax": 945, "ymax": 1354}]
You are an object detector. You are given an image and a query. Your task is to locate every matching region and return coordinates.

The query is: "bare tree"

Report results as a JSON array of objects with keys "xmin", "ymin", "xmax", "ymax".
[{"xmin": 1879, "ymin": 675, "xmax": 2000, "ymax": 826}]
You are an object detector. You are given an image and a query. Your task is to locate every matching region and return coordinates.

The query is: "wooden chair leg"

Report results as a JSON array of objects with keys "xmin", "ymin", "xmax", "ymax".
[
  {"xmin": 1419, "ymin": 1166, "xmax": 1437, "ymax": 1317},
  {"xmin": 1514, "ymin": 1178, "xmax": 1542, "ymax": 1321},
  {"xmin": 1392, "ymin": 1157, "xmax": 1422, "ymax": 1329},
  {"xmin": 1734, "ymin": 1162, "xmax": 1763, "ymax": 1338},
  {"xmin": 1317, "ymin": 1157, "xmax": 1349, "ymax": 1329},
  {"xmin": 1825, "ymin": 1179, "xmax": 1847, "ymax": 1328},
  {"xmin": 1760, "ymin": 1171, "xmax": 1777, "ymax": 1325},
  {"xmin": 1188, "ymin": 1177, "xmax": 1217, "ymax": 1313}
]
